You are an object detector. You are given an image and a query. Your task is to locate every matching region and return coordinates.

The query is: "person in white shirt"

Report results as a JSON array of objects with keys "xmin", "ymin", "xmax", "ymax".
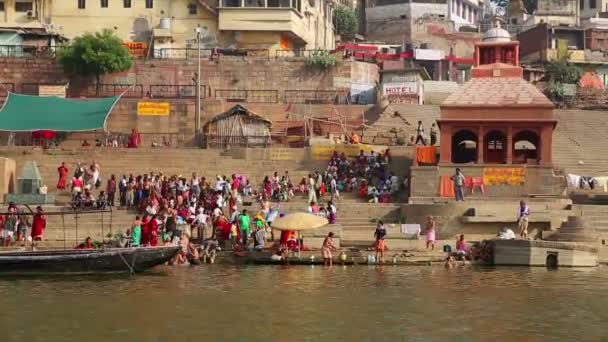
[
  {"xmin": 517, "ymin": 200, "xmax": 530, "ymax": 240},
  {"xmin": 308, "ymin": 174, "xmax": 317, "ymax": 203},
  {"xmin": 194, "ymin": 208, "xmax": 209, "ymax": 241}
]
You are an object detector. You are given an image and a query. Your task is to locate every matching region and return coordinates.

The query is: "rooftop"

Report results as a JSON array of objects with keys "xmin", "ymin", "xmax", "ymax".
[{"xmin": 441, "ymin": 77, "xmax": 554, "ymax": 107}]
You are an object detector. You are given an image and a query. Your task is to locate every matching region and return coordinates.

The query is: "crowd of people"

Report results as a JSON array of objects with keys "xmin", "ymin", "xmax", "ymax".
[{"xmin": 0, "ymin": 204, "xmax": 46, "ymax": 247}]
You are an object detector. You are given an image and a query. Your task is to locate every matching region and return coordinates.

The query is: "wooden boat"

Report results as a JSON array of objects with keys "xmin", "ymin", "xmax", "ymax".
[{"xmin": 0, "ymin": 246, "xmax": 182, "ymax": 274}]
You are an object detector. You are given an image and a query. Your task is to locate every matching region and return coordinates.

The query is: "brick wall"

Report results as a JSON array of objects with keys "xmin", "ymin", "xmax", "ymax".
[{"xmin": 0, "ymin": 58, "xmax": 68, "ymax": 93}]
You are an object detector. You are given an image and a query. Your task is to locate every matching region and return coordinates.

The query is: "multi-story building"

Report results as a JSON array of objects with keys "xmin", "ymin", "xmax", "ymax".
[
  {"xmin": 218, "ymin": 0, "xmax": 336, "ymax": 52},
  {"xmin": 447, "ymin": 0, "xmax": 481, "ymax": 30},
  {"xmin": 525, "ymin": 0, "xmax": 579, "ymax": 26},
  {"xmin": 0, "ymin": 0, "xmax": 338, "ymax": 53}
]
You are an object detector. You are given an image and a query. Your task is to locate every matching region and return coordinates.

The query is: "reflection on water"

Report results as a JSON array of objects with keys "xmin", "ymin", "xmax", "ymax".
[{"xmin": 0, "ymin": 265, "xmax": 607, "ymax": 341}]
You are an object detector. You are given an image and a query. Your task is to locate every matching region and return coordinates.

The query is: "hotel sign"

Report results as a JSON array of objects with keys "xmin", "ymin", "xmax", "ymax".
[
  {"xmin": 383, "ymin": 82, "xmax": 418, "ymax": 95},
  {"xmin": 122, "ymin": 42, "xmax": 147, "ymax": 57}
]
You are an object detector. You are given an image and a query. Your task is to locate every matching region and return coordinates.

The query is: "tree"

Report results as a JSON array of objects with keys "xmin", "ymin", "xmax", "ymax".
[
  {"xmin": 59, "ymin": 29, "xmax": 132, "ymax": 94},
  {"xmin": 545, "ymin": 58, "xmax": 583, "ymax": 84},
  {"xmin": 335, "ymin": 6, "xmax": 358, "ymax": 41}
]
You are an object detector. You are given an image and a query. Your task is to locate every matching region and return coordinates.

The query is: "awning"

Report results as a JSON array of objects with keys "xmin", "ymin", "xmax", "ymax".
[{"xmin": 0, "ymin": 93, "xmax": 120, "ymax": 132}]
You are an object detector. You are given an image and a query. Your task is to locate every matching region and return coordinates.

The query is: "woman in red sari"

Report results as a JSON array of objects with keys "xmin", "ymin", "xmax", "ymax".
[
  {"xmin": 57, "ymin": 162, "xmax": 69, "ymax": 190},
  {"xmin": 31, "ymin": 206, "xmax": 46, "ymax": 245},
  {"xmin": 128, "ymin": 129, "xmax": 139, "ymax": 148},
  {"xmin": 140, "ymin": 215, "xmax": 151, "ymax": 246},
  {"xmin": 149, "ymin": 215, "xmax": 159, "ymax": 247}
]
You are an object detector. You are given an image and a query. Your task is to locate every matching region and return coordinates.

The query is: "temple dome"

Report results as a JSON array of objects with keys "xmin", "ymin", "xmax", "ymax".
[{"xmin": 482, "ymin": 24, "xmax": 511, "ymax": 42}]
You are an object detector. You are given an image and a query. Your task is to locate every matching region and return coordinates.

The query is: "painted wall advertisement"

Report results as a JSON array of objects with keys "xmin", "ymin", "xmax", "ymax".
[
  {"xmin": 137, "ymin": 102, "xmax": 170, "ymax": 116},
  {"xmin": 39, "ymin": 85, "xmax": 66, "ymax": 98}
]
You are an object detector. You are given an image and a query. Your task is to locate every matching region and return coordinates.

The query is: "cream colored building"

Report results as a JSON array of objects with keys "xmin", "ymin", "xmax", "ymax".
[
  {"xmin": 0, "ymin": 0, "xmax": 338, "ymax": 54},
  {"xmin": 218, "ymin": 0, "xmax": 337, "ymax": 52}
]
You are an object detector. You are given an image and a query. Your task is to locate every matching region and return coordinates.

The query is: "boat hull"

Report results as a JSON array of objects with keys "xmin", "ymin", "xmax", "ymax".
[{"xmin": 0, "ymin": 247, "xmax": 182, "ymax": 274}]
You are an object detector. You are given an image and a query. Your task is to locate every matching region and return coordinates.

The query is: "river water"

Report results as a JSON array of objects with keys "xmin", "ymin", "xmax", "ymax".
[{"xmin": 0, "ymin": 265, "xmax": 606, "ymax": 341}]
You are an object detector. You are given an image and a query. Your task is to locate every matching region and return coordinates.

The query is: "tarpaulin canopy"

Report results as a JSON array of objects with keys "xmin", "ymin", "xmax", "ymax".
[{"xmin": 0, "ymin": 93, "xmax": 120, "ymax": 132}]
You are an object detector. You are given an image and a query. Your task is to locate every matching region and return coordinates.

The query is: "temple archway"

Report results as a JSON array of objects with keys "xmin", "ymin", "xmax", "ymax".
[
  {"xmin": 484, "ymin": 130, "xmax": 506, "ymax": 164},
  {"xmin": 452, "ymin": 129, "xmax": 478, "ymax": 164},
  {"xmin": 513, "ymin": 130, "xmax": 539, "ymax": 164}
]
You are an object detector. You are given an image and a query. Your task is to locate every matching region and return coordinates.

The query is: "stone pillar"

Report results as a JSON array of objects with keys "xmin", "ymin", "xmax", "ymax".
[
  {"xmin": 494, "ymin": 46, "xmax": 501, "ymax": 64},
  {"xmin": 540, "ymin": 124, "xmax": 553, "ymax": 165},
  {"xmin": 439, "ymin": 124, "xmax": 452, "ymax": 164},
  {"xmin": 506, "ymin": 126, "xmax": 513, "ymax": 164},
  {"xmin": 477, "ymin": 126, "xmax": 484, "ymax": 163}
]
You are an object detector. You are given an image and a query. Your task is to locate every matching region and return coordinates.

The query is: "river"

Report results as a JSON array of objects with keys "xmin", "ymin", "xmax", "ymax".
[{"xmin": 0, "ymin": 265, "xmax": 606, "ymax": 341}]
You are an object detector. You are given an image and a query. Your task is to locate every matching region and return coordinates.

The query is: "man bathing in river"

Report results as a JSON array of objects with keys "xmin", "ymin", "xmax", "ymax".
[
  {"xmin": 322, "ymin": 232, "xmax": 337, "ymax": 266},
  {"xmin": 517, "ymin": 200, "xmax": 530, "ymax": 240}
]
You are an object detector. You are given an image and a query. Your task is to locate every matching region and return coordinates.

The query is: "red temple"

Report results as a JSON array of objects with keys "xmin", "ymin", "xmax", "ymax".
[{"xmin": 437, "ymin": 23, "xmax": 556, "ymax": 165}]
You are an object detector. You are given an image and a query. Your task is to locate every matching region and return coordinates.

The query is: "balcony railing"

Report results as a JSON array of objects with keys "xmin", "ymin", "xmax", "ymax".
[
  {"xmin": 79, "ymin": 84, "xmax": 144, "ymax": 98},
  {"xmin": 149, "ymin": 84, "xmax": 208, "ymax": 99},
  {"xmin": 214, "ymin": 89, "xmax": 278, "ymax": 103},
  {"xmin": 0, "ymin": 45, "xmax": 63, "ymax": 58},
  {"xmin": 284, "ymin": 90, "xmax": 349, "ymax": 104}
]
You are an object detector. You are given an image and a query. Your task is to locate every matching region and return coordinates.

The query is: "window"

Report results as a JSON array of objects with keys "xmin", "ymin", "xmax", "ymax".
[
  {"xmin": 78, "ymin": 0, "xmax": 86, "ymax": 9},
  {"xmin": 590, "ymin": 0, "xmax": 596, "ymax": 8},
  {"xmin": 188, "ymin": 3, "xmax": 197, "ymax": 14},
  {"xmin": 580, "ymin": 0, "xmax": 584, "ymax": 10},
  {"xmin": 0, "ymin": 2, "xmax": 5, "ymax": 11},
  {"xmin": 123, "ymin": 0, "xmax": 131, "ymax": 7},
  {"xmin": 145, "ymin": 0, "xmax": 153, "ymax": 8},
  {"xmin": 101, "ymin": 0, "xmax": 108, "ymax": 8},
  {"xmin": 15, "ymin": 1, "xmax": 33, "ymax": 12}
]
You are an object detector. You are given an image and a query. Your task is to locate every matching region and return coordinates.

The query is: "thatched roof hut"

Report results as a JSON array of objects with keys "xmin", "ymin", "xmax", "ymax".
[{"xmin": 203, "ymin": 104, "xmax": 272, "ymax": 148}]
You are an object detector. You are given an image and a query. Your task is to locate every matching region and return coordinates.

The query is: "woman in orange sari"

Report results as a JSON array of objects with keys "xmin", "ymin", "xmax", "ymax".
[{"xmin": 57, "ymin": 162, "xmax": 69, "ymax": 190}]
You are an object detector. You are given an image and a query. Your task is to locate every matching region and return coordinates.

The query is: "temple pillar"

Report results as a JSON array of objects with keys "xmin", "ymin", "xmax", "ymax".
[
  {"xmin": 506, "ymin": 126, "xmax": 513, "ymax": 164},
  {"xmin": 494, "ymin": 46, "xmax": 501, "ymax": 63},
  {"xmin": 540, "ymin": 124, "xmax": 553, "ymax": 165},
  {"xmin": 477, "ymin": 126, "xmax": 484, "ymax": 163},
  {"xmin": 439, "ymin": 124, "xmax": 452, "ymax": 164}
]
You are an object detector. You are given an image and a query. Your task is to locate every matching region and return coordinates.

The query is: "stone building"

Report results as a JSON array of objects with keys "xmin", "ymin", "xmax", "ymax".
[{"xmin": 0, "ymin": 0, "xmax": 339, "ymax": 53}]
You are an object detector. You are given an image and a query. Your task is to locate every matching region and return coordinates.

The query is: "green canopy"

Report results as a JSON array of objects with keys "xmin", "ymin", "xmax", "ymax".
[{"xmin": 0, "ymin": 93, "xmax": 120, "ymax": 132}]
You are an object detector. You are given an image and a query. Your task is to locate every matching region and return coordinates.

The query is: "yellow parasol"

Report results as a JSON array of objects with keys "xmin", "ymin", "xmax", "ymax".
[
  {"xmin": 270, "ymin": 212, "xmax": 328, "ymax": 231},
  {"xmin": 271, "ymin": 213, "xmax": 329, "ymax": 258}
]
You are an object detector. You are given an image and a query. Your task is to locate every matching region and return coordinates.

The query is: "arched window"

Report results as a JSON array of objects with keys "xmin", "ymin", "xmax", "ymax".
[
  {"xmin": 452, "ymin": 129, "xmax": 478, "ymax": 164},
  {"xmin": 513, "ymin": 130, "xmax": 540, "ymax": 164},
  {"xmin": 484, "ymin": 130, "xmax": 506, "ymax": 164}
]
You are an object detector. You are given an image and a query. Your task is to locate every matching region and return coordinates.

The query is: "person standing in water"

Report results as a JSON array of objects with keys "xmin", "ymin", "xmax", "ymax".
[
  {"xmin": 374, "ymin": 221, "xmax": 387, "ymax": 263},
  {"xmin": 425, "ymin": 216, "xmax": 437, "ymax": 250},
  {"xmin": 322, "ymin": 232, "xmax": 337, "ymax": 266}
]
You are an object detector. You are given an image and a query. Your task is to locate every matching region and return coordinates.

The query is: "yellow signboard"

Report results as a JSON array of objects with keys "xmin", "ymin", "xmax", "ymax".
[
  {"xmin": 137, "ymin": 102, "xmax": 170, "ymax": 116},
  {"xmin": 311, "ymin": 144, "xmax": 377, "ymax": 160},
  {"xmin": 39, "ymin": 85, "xmax": 66, "ymax": 98},
  {"xmin": 483, "ymin": 168, "xmax": 526, "ymax": 186}
]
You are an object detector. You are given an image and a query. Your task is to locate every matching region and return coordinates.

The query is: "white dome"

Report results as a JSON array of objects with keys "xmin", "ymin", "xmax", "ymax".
[{"xmin": 483, "ymin": 26, "xmax": 511, "ymax": 42}]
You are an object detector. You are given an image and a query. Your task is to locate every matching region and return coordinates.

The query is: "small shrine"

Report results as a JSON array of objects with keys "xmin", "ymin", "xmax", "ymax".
[
  {"xmin": 5, "ymin": 161, "xmax": 54, "ymax": 204},
  {"xmin": 437, "ymin": 21, "xmax": 557, "ymax": 165}
]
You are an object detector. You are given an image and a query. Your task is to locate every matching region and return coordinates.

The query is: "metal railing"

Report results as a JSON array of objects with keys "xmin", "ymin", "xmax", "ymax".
[
  {"xmin": 0, "ymin": 45, "xmax": 63, "ymax": 58},
  {"xmin": 64, "ymin": 132, "xmax": 188, "ymax": 147},
  {"xmin": 214, "ymin": 89, "xmax": 278, "ymax": 103},
  {"xmin": 154, "ymin": 47, "xmax": 270, "ymax": 60},
  {"xmin": 153, "ymin": 48, "xmax": 214, "ymax": 60},
  {"xmin": 79, "ymin": 84, "xmax": 144, "ymax": 98},
  {"xmin": 275, "ymin": 49, "xmax": 331, "ymax": 59},
  {"xmin": 149, "ymin": 84, "xmax": 207, "ymax": 99},
  {"xmin": 284, "ymin": 90, "xmax": 349, "ymax": 104}
]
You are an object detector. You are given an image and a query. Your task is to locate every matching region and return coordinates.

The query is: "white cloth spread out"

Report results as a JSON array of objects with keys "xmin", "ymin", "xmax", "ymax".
[
  {"xmin": 594, "ymin": 176, "xmax": 608, "ymax": 192},
  {"xmin": 401, "ymin": 224, "xmax": 421, "ymax": 236},
  {"xmin": 567, "ymin": 174, "xmax": 581, "ymax": 189}
]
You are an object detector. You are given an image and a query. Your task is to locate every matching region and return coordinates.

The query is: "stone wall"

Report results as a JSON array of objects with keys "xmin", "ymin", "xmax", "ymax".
[
  {"xmin": 0, "ymin": 58, "xmax": 68, "ymax": 93},
  {"xmin": 410, "ymin": 164, "xmax": 566, "ymax": 199}
]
